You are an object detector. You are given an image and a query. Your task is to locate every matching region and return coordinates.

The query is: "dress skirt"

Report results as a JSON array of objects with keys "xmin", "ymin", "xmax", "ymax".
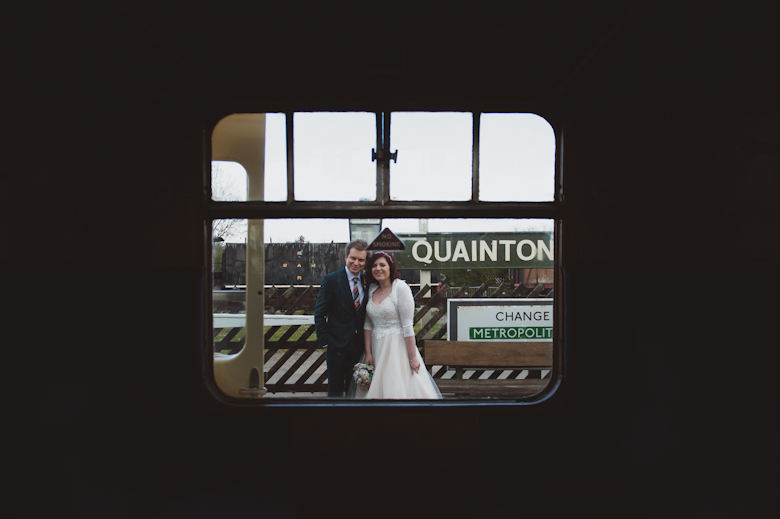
[{"xmin": 364, "ymin": 330, "xmax": 441, "ymax": 399}]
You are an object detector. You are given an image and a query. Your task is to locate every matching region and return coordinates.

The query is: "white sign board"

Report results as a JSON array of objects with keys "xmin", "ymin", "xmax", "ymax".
[{"xmin": 447, "ymin": 298, "xmax": 553, "ymax": 342}]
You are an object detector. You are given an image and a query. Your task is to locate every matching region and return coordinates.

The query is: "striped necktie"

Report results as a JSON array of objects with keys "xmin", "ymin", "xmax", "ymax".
[{"xmin": 352, "ymin": 277, "xmax": 360, "ymax": 309}]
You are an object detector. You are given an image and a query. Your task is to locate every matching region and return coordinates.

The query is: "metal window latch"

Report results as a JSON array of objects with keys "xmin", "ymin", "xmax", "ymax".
[
  {"xmin": 239, "ymin": 367, "xmax": 267, "ymax": 397},
  {"xmin": 372, "ymin": 148, "xmax": 398, "ymax": 163}
]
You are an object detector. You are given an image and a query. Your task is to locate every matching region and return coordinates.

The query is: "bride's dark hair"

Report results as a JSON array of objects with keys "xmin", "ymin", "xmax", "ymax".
[{"xmin": 364, "ymin": 251, "xmax": 402, "ymax": 285}]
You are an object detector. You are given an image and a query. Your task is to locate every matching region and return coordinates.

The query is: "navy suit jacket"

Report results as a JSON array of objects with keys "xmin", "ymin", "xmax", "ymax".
[{"xmin": 314, "ymin": 268, "xmax": 367, "ymax": 351}]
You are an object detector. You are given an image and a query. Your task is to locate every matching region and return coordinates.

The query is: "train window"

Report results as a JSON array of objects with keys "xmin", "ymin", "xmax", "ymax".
[
  {"xmin": 294, "ymin": 112, "xmax": 377, "ymax": 201},
  {"xmin": 212, "ymin": 162, "xmax": 247, "ymax": 202},
  {"xmin": 207, "ymin": 111, "xmax": 560, "ymax": 404},
  {"xmin": 211, "ymin": 217, "xmax": 554, "ymax": 399},
  {"xmin": 263, "ymin": 113, "xmax": 288, "ymax": 202},
  {"xmin": 210, "ymin": 113, "xmax": 287, "ymax": 202},
  {"xmin": 479, "ymin": 113, "xmax": 556, "ymax": 202},
  {"xmin": 389, "ymin": 112, "xmax": 473, "ymax": 201}
]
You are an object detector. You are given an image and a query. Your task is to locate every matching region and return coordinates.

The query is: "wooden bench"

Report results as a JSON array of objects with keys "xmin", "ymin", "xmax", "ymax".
[{"xmin": 420, "ymin": 340, "xmax": 552, "ymax": 396}]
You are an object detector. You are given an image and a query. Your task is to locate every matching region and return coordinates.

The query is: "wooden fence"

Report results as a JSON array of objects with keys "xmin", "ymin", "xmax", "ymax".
[{"xmin": 213, "ymin": 282, "xmax": 553, "ymax": 395}]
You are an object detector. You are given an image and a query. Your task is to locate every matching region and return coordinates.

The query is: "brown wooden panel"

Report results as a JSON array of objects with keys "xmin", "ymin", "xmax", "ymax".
[
  {"xmin": 312, "ymin": 370, "xmax": 328, "ymax": 389},
  {"xmin": 430, "ymin": 366, "xmax": 447, "ymax": 379},
  {"xmin": 422, "ymin": 340, "xmax": 552, "ymax": 368},
  {"xmin": 432, "ymin": 324, "xmax": 447, "ymax": 340},
  {"xmin": 273, "ymin": 328, "xmax": 318, "ymax": 386},
  {"xmin": 283, "ymin": 285, "xmax": 316, "ymax": 315},
  {"xmin": 263, "ymin": 344, "xmax": 282, "ymax": 363},
  {"xmin": 217, "ymin": 327, "xmax": 242, "ymax": 343},
  {"xmin": 449, "ymin": 284, "xmax": 470, "ymax": 299},
  {"xmin": 263, "ymin": 286, "xmax": 278, "ymax": 305},
  {"xmin": 275, "ymin": 345, "xmax": 318, "ymax": 386},
  {"xmin": 292, "ymin": 325, "xmax": 317, "ymax": 344},
  {"xmin": 275, "ymin": 324, "xmax": 301, "ymax": 344},
  {"xmin": 266, "ymin": 383, "xmax": 326, "ymax": 394},
  {"xmin": 414, "ymin": 307, "xmax": 446, "ymax": 342},
  {"xmin": 413, "ymin": 284, "xmax": 431, "ymax": 302},
  {"xmin": 471, "ymin": 283, "xmax": 489, "ymax": 298},
  {"xmin": 264, "ymin": 326, "xmax": 282, "ymax": 342},
  {"xmin": 489, "ymin": 283, "xmax": 509, "ymax": 298},
  {"xmin": 269, "ymin": 286, "xmax": 297, "ymax": 313},
  {"xmin": 293, "ymin": 352, "xmax": 327, "ymax": 390},
  {"xmin": 434, "ymin": 378, "xmax": 549, "ymax": 395},
  {"xmin": 265, "ymin": 345, "xmax": 299, "ymax": 379},
  {"xmin": 413, "ymin": 283, "xmax": 448, "ymax": 325},
  {"xmin": 506, "ymin": 283, "xmax": 526, "ymax": 298}
]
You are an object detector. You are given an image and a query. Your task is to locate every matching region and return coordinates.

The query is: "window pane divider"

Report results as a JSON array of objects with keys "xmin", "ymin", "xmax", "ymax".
[
  {"xmin": 286, "ymin": 112, "xmax": 294, "ymax": 203},
  {"xmin": 472, "ymin": 111, "xmax": 480, "ymax": 204},
  {"xmin": 206, "ymin": 200, "xmax": 559, "ymax": 220}
]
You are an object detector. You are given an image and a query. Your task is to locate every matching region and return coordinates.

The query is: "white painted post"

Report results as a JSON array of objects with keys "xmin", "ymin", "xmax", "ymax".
[{"xmin": 418, "ymin": 218, "xmax": 432, "ymax": 339}]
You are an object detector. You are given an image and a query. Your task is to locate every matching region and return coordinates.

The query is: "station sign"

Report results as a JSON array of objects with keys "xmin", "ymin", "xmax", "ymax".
[
  {"xmin": 396, "ymin": 232, "xmax": 553, "ymax": 269},
  {"xmin": 448, "ymin": 298, "xmax": 553, "ymax": 342}
]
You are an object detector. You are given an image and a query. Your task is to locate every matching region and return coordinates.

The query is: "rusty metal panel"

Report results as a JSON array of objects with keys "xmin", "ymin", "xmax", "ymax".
[
  {"xmin": 264, "ymin": 242, "xmax": 345, "ymax": 285},
  {"xmin": 223, "ymin": 243, "xmax": 246, "ymax": 285}
]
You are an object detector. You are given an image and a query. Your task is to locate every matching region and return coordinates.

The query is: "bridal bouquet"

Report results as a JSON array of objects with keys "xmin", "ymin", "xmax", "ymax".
[{"xmin": 352, "ymin": 362, "xmax": 374, "ymax": 389}]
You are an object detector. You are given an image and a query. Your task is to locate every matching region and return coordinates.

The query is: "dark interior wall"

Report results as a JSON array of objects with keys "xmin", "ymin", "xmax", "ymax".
[{"xmin": 6, "ymin": 2, "xmax": 779, "ymax": 518}]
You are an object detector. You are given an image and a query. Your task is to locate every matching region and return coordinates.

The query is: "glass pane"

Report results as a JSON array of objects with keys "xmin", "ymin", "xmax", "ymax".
[
  {"xmin": 211, "ymin": 113, "xmax": 285, "ymax": 202},
  {"xmin": 264, "ymin": 113, "xmax": 288, "ymax": 201},
  {"xmin": 293, "ymin": 112, "xmax": 376, "ymax": 201},
  {"xmin": 212, "ymin": 219, "xmax": 248, "ymax": 357},
  {"xmin": 390, "ymin": 112, "xmax": 473, "ymax": 201},
  {"xmin": 211, "ymin": 161, "xmax": 246, "ymax": 202},
  {"xmin": 214, "ymin": 217, "xmax": 553, "ymax": 400},
  {"xmin": 479, "ymin": 113, "xmax": 556, "ymax": 202}
]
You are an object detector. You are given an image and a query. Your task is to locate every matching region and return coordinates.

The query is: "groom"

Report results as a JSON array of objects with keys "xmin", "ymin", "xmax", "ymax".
[{"xmin": 314, "ymin": 239, "xmax": 370, "ymax": 397}]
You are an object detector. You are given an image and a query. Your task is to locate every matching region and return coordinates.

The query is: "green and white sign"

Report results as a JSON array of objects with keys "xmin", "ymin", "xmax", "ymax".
[
  {"xmin": 396, "ymin": 232, "xmax": 553, "ymax": 270},
  {"xmin": 448, "ymin": 298, "xmax": 553, "ymax": 342}
]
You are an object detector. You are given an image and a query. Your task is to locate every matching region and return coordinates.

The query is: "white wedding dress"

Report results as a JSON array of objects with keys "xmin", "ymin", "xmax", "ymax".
[{"xmin": 359, "ymin": 280, "xmax": 442, "ymax": 399}]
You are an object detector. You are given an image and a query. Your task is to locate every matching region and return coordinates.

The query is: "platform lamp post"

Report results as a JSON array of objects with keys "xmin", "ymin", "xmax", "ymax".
[{"xmin": 417, "ymin": 218, "xmax": 433, "ymax": 338}]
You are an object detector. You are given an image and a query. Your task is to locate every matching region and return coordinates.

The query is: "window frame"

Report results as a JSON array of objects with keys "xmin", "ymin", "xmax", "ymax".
[{"xmin": 204, "ymin": 109, "xmax": 565, "ymax": 407}]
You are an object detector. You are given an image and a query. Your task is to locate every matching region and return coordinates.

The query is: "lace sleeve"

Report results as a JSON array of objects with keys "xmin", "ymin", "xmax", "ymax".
[{"xmin": 395, "ymin": 280, "xmax": 415, "ymax": 337}]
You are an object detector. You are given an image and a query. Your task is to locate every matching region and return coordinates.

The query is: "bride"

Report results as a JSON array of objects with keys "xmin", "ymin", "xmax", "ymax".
[{"xmin": 356, "ymin": 251, "xmax": 442, "ymax": 399}]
